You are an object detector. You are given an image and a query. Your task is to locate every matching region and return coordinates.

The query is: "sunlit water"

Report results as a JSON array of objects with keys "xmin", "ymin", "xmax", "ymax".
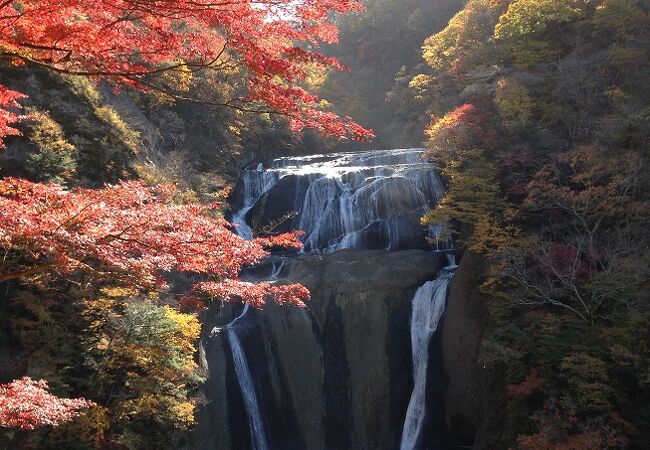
[{"xmin": 231, "ymin": 148, "xmax": 448, "ymax": 252}]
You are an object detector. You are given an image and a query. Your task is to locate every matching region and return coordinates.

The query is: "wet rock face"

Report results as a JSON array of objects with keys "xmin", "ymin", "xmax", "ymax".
[
  {"xmin": 439, "ymin": 251, "xmax": 500, "ymax": 449},
  {"xmin": 196, "ymin": 249, "xmax": 444, "ymax": 450}
]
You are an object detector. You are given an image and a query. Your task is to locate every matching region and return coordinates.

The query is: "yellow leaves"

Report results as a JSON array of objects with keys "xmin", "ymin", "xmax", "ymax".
[
  {"xmin": 93, "ymin": 106, "xmax": 141, "ymax": 155},
  {"xmin": 22, "ymin": 107, "xmax": 77, "ymax": 183},
  {"xmin": 493, "ymin": 0, "xmax": 594, "ymax": 67},
  {"xmin": 80, "ymin": 290, "xmax": 202, "ymax": 430},
  {"xmin": 494, "ymin": 77, "xmax": 533, "ymax": 123},
  {"xmin": 469, "ymin": 214, "xmax": 521, "ymax": 255},
  {"xmin": 59, "ymin": 405, "xmax": 111, "ymax": 443},
  {"xmin": 170, "ymin": 401, "xmax": 196, "ymax": 429},
  {"xmin": 512, "ymin": 40, "xmax": 562, "ymax": 69},
  {"xmin": 592, "ymin": 0, "xmax": 649, "ymax": 34},
  {"xmin": 101, "ymin": 286, "xmax": 138, "ymax": 298},
  {"xmin": 423, "ymin": 0, "xmax": 508, "ymax": 70},
  {"xmin": 65, "ymin": 75, "xmax": 102, "ymax": 104},
  {"xmin": 604, "ymin": 85, "xmax": 629, "ymax": 108},
  {"xmin": 494, "ymin": 0, "xmax": 588, "ymax": 41},
  {"xmin": 408, "ymin": 74, "xmax": 433, "ymax": 100},
  {"xmin": 164, "ymin": 306, "xmax": 201, "ymax": 354},
  {"xmin": 608, "ymin": 46, "xmax": 646, "ymax": 71},
  {"xmin": 560, "ymin": 352, "xmax": 613, "ymax": 411},
  {"xmin": 24, "ymin": 108, "xmax": 76, "ymax": 154},
  {"xmin": 149, "ymin": 64, "xmax": 195, "ymax": 107},
  {"xmin": 302, "ymin": 62, "xmax": 329, "ymax": 90},
  {"xmin": 423, "ymin": 114, "xmax": 515, "ymax": 254}
]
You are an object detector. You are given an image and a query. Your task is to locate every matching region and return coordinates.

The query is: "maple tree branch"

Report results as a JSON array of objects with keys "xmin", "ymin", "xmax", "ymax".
[{"xmin": 0, "ymin": 262, "xmax": 57, "ymax": 284}]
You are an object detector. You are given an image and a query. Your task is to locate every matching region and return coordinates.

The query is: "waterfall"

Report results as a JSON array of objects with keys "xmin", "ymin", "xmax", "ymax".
[
  {"xmin": 231, "ymin": 167, "xmax": 279, "ymax": 240},
  {"xmin": 217, "ymin": 304, "xmax": 270, "ymax": 450},
  {"xmin": 230, "ymin": 149, "xmax": 447, "ymax": 252},
  {"xmin": 400, "ymin": 268, "xmax": 454, "ymax": 450},
  {"xmin": 210, "ymin": 148, "xmax": 455, "ymax": 449}
]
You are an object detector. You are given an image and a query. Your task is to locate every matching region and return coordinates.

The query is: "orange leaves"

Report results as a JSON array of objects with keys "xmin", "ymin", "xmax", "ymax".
[
  {"xmin": 0, "ymin": 178, "xmax": 255, "ymax": 283},
  {"xmin": 268, "ymin": 283, "xmax": 311, "ymax": 307},
  {"xmin": 507, "ymin": 368, "xmax": 544, "ymax": 396},
  {"xmin": 425, "ymin": 103, "xmax": 498, "ymax": 166},
  {"xmin": 0, "ymin": 377, "xmax": 94, "ymax": 430},
  {"xmin": 254, "ymin": 231, "xmax": 305, "ymax": 251},
  {"xmin": 0, "ymin": 178, "xmax": 309, "ymax": 309}
]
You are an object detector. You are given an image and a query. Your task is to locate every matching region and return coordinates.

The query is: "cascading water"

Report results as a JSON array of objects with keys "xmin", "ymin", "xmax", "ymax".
[
  {"xmin": 230, "ymin": 149, "xmax": 447, "ymax": 252},
  {"xmin": 400, "ymin": 267, "xmax": 455, "ymax": 450},
  {"xmin": 213, "ymin": 304, "xmax": 270, "ymax": 450},
  {"xmin": 231, "ymin": 166, "xmax": 279, "ymax": 240},
  {"xmin": 228, "ymin": 328, "xmax": 269, "ymax": 450},
  {"xmin": 202, "ymin": 148, "xmax": 455, "ymax": 450}
]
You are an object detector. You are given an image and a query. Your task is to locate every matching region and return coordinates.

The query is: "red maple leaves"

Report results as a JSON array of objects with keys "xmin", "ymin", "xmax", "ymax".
[
  {"xmin": 0, "ymin": 85, "xmax": 25, "ymax": 148},
  {"xmin": 0, "ymin": 0, "xmax": 374, "ymax": 145},
  {"xmin": 194, "ymin": 280, "xmax": 309, "ymax": 309},
  {"xmin": 0, "ymin": 377, "xmax": 94, "ymax": 430},
  {"xmin": 0, "ymin": 178, "xmax": 310, "ymax": 309}
]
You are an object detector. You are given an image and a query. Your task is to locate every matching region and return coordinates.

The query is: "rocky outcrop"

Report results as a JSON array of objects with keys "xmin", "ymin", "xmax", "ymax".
[
  {"xmin": 440, "ymin": 251, "xmax": 503, "ymax": 449},
  {"xmin": 196, "ymin": 249, "xmax": 444, "ymax": 450}
]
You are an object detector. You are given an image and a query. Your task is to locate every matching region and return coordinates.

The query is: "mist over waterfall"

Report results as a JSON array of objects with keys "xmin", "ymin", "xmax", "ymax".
[
  {"xmin": 230, "ymin": 148, "xmax": 446, "ymax": 252},
  {"xmin": 199, "ymin": 148, "xmax": 456, "ymax": 450}
]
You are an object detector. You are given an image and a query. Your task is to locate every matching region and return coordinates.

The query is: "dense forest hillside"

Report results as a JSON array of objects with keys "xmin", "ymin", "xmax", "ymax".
[
  {"xmin": 415, "ymin": 0, "xmax": 650, "ymax": 448},
  {"xmin": 0, "ymin": 67, "xmax": 309, "ymax": 189}
]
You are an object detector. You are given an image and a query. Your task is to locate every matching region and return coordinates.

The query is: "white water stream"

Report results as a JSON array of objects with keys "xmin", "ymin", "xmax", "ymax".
[
  {"xmin": 231, "ymin": 148, "xmax": 447, "ymax": 252},
  {"xmin": 212, "ymin": 303, "xmax": 270, "ymax": 450},
  {"xmin": 400, "ymin": 267, "xmax": 454, "ymax": 450}
]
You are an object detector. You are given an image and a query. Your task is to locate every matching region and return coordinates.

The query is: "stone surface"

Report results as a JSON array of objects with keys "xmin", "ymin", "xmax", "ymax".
[
  {"xmin": 440, "ymin": 250, "xmax": 503, "ymax": 449},
  {"xmin": 197, "ymin": 249, "xmax": 444, "ymax": 450}
]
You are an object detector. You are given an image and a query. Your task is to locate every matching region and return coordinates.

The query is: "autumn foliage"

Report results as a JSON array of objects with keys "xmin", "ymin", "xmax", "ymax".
[
  {"xmin": 0, "ymin": 85, "xmax": 25, "ymax": 147},
  {"xmin": 0, "ymin": 0, "xmax": 374, "ymax": 143},
  {"xmin": 507, "ymin": 368, "xmax": 543, "ymax": 396},
  {"xmin": 0, "ymin": 177, "xmax": 308, "ymax": 309},
  {"xmin": 417, "ymin": 0, "xmax": 650, "ymax": 447},
  {"xmin": 0, "ymin": 377, "xmax": 94, "ymax": 430}
]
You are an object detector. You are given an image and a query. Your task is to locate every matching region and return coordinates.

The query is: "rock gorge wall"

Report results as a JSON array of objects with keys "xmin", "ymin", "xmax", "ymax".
[
  {"xmin": 439, "ymin": 251, "xmax": 504, "ymax": 450},
  {"xmin": 196, "ymin": 249, "xmax": 445, "ymax": 450}
]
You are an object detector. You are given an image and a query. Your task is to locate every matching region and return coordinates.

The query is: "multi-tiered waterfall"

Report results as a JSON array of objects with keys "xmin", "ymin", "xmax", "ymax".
[
  {"xmin": 200, "ymin": 148, "xmax": 456, "ymax": 450},
  {"xmin": 230, "ymin": 148, "xmax": 446, "ymax": 252}
]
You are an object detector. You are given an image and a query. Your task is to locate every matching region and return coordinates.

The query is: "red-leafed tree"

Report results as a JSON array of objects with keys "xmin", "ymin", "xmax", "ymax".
[
  {"xmin": 0, "ymin": 377, "xmax": 94, "ymax": 430},
  {"xmin": 0, "ymin": 0, "xmax": 374, "ymax": 145},
  {"xmin": 425, "ymin": 103, "xmax": 498, "ymax": 163},
  {"xmin": 497, "ymin": 146, "xmax": 649, "ymax": 322},
  {"xmin": 0, "ymin": 177, "xmax": 309, "ymax": 309},
  {"xmin": 0, "ymin": 86, "xmax": 24, "ymax": 148}
]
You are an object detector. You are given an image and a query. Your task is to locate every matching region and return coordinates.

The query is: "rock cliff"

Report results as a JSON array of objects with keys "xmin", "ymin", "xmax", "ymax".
[
  {"xmin": 196, "ymin": 249, "xmax": 444, "ymax": 449},
  {"xmin": 440, "ymin": 251, "xmax": 504, "ymax": 449}
]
